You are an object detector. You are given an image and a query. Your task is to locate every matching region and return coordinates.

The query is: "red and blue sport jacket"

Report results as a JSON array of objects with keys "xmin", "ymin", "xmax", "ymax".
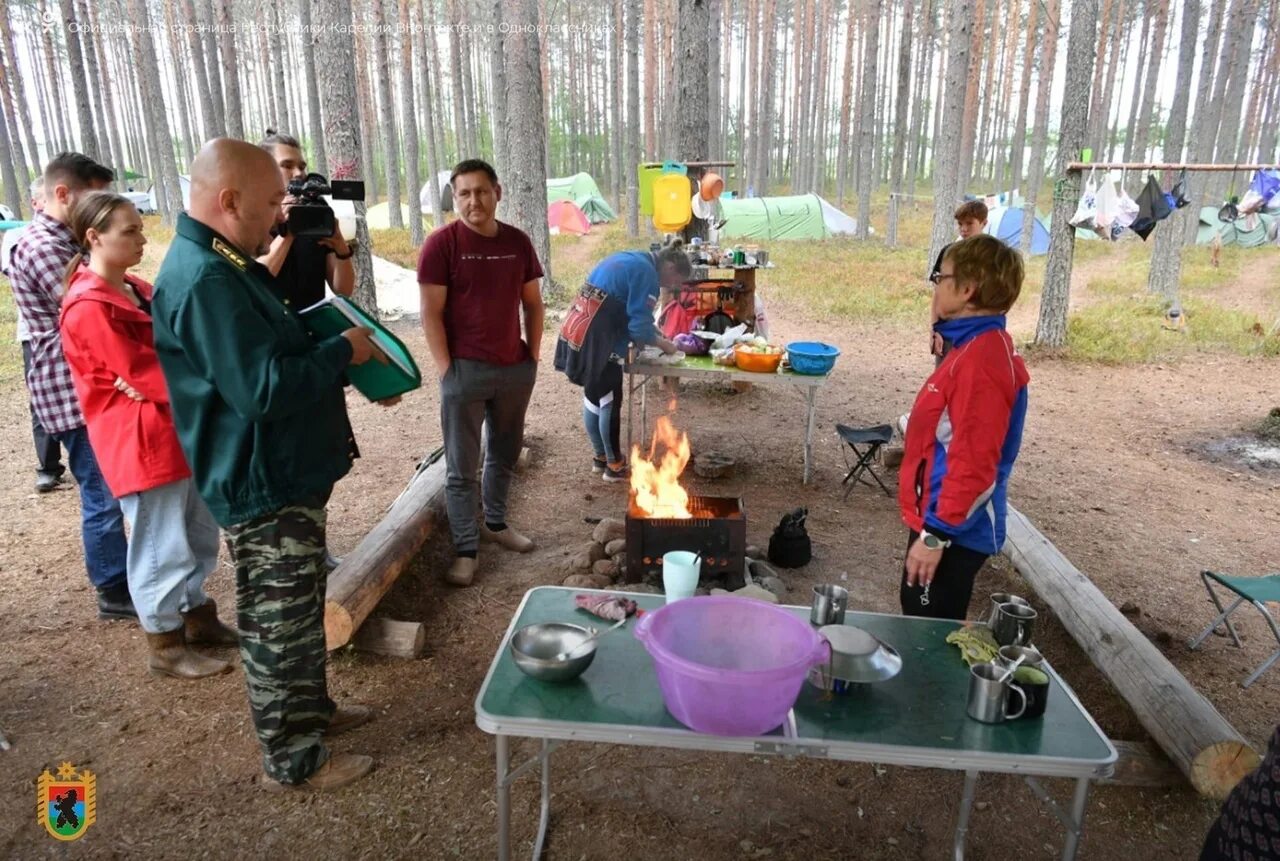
[{"xmin": 898, "ymin": 315, "xmax": 1030, "ymax": 556}]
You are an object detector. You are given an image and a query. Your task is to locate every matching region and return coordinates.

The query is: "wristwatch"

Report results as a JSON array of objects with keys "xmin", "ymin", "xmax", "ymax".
[
  {"xmin": 920, "ymin": 531, "xmax": 951, "ymax": 551},
  {"xmin": 332, "ymin": 245, "xmax": 355, "ymax": 260}
]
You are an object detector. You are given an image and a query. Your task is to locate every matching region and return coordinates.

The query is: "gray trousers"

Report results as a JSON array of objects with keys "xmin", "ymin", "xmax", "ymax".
[{"xmin": 440, "ymin": 357, "xmax": 537, "ymax": 553}]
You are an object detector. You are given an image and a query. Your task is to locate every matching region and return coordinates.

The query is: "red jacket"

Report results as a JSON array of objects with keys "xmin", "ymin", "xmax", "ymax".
[{"xmin": 60, "ymin": 267, "xmax": 191, "ymax": 497}]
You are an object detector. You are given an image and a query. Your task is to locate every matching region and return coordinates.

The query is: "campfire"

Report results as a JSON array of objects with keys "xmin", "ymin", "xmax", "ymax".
[{"xmin": 626, "ymin": 415, "xmax": 746, "ymax": 583}]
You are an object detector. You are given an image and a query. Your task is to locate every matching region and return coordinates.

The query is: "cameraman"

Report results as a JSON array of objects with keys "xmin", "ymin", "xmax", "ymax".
[{"xmin": 257, "ymin": 131, "xmax": 355, "ymax": 307}]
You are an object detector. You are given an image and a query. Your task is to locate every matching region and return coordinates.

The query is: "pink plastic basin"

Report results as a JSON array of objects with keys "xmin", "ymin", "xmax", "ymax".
[{"xmin": 633, "ymin": 596, "xmax": 828, "ymax": 736}]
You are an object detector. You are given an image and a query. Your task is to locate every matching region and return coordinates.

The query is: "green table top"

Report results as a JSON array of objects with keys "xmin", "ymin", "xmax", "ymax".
[
  {"xmin": 629, "ymin": 354, "xmax": 829, "ymax": 382},
  {"xmin": 475, "ymin": 588, "xmax": 1116, "ymax": 778}
]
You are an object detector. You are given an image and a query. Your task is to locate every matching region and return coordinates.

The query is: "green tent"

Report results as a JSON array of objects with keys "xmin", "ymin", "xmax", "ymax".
[
  {"xmin": 1196, "ymin": 206, "xmax": 1277, "ymax": 248},
  {"xmin": 717, "ymin": 194, "xmax": 857, "ymax": 240},
  {"xmin": 546, "ymin": 173, "xmax": 616, "ymax": 223}
]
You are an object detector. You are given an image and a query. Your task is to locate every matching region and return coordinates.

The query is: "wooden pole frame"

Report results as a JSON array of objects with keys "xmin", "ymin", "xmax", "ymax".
[{"xmin": 1066, "ymin": 162, "xmax": 1280, "ymax": 171}]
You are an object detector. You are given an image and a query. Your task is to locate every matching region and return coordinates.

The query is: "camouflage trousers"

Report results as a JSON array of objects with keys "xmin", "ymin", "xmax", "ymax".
[{"xmin": 224, "ymin": 492, "xmax": 335, "ymax": 784}]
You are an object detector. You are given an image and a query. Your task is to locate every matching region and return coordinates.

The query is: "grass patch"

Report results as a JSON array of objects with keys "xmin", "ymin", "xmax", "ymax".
[
  {"xmin": 1259, "ymin": 408, "xmax": 1280, "ymax": 443},
  {"xmin": 1066, "ymin": 295, "xmax": 1280, "ymax": 363}
]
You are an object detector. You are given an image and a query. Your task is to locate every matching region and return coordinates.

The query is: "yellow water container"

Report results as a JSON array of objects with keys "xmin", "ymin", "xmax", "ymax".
[{"xmin": 652, "ymin": 172, "xmax": 693, "ymax": 233}]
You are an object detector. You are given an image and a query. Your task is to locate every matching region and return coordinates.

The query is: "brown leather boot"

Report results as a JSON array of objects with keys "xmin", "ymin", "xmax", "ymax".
[
  {"xmin": 183, "ymin": 599, "xmax": 240, "ymax": 646},
  {"xmin": 146, "ymin": 629, "xmax": 232, "ymax": 679},
  {"xmin": 324, "ymin": 704, "xmax": 372, "ymax": 738},
  {"xmin": 264, "ymin": 753, "xmax": 374, "ymax": 792}
]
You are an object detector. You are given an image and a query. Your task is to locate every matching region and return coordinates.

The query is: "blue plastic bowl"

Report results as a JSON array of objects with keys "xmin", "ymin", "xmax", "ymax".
[{"xmin": 786, "ymin": 341, "xmax": 841, "ymax": 375}]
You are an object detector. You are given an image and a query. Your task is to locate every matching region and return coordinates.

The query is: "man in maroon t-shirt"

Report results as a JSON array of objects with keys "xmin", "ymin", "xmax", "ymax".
[{"xmin": 417, "ymin": 159, "xmax": 545, "ymax": 587}]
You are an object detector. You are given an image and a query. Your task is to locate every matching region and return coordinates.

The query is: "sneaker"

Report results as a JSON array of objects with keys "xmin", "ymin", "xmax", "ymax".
[
  {"xmin": 265, "ymin": 753, "xmax": 374, "ymax": 792},
  {"xmin": 325, "ymin": 704, "xmax": 372, "ymax": 737},
  {"xmin": 897, "ymin": 413, "xmax": 910, "ymax": 436},
  {"xmin": 591, "ymin": 457, "xmax": 607, "ymax": 474},
  {"xmin": 480, "ymin": 523, "xmax": 535, "ymax": 552},
  {"xmin": 35, "ymin": 472, "xmax": 60, "ymax": 493},
  {"xmin": 602, "ymin": 464, "xmax": 630, "ymax": 483},
  {"xmin": 445, "ymin": 556, "xmax": 478, "ymax": 586}
]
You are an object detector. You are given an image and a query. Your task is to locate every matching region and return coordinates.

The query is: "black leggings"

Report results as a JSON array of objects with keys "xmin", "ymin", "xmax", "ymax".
[{"xmin": 898, "ymin": 530, "xmax": 990, "ymax": 620}]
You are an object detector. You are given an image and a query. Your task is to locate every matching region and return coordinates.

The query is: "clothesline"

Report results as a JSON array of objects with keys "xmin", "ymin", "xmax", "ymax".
[{"xmin": 1066, "ymin": 162, "xmax": 1280, "ymax": 172}]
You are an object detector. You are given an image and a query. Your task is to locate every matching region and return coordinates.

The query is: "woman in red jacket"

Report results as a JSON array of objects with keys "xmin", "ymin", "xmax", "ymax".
[
  {"xmin": 898, "ymin": 235, "xmax": 1030, "ymax": 620},
  {"xmin": 60, "ymin": 192, "xmax": 237, "ymax": 678}
]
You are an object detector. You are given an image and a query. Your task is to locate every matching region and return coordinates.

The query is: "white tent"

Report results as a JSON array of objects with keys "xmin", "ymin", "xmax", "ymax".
[
  {"xmin": 147, "ymin": 175, "xmax": 191, "ymax": 212},
  {"xmin": 419, "ymin": 170, "xmax": 453, "ymax": 213},
  {"xmin": 817, "ymin": 196, "xmax": 859, "ymax": 235}
]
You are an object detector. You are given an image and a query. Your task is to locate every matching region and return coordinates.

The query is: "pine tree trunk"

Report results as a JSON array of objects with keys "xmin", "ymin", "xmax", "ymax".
[
  {"xmin": 417, "ymin": 0, "xmax": 444, "ymax": 228},
  {"xmin": 990, "ymin": 0, "xmax": 1019, "ymax": 184},
  {"xmin": 0, "ymin": 91, "xmax": 20, "ymax": 216},
  {"xmin": 708, "ymin": 0, "xmax": 722, "ymax": 160},
  {"xmin": 504, "ymin": 0, "xmax": 552, "ymax": 286},
  {"xmin": 1020, "ymin": 0, "xmax": 1059, "ymax": 253},
  {"xmin": 1211, "ymin": 0, "xmax": 1260, "ymax": 190},
  {"xmin": 161, "ymin": 1, "xmax": 196, "ymax": 163},
  {"xmin": 1255, "ymin": 0, "xmax": 1280, "ymax": 161},
  {"xmin": 270, "ymin": 6, "xmax": 291, "ymax": 132},
  {"xmin": 197, "ymin": 0, "xmax": 226, "ymax": 135},
  {"xmin": 835, "ymin": 3, "xmax": 856, "ymax": 206},
  {"xmin": 357, "ymin": 23, "xmax": 381, "ymax": 201},
  {"xmin": 126, "ymin": 0, "xmax": 181, "ymax": 225},
  {"xmin": 1131, "ymin": 0, "xmax": 1169, "ymax": 161},
  {"xmin": 1147, "ymin": 0, "xmax": 1200, "ymax": 302},
  {"xmin": 57, "ymin": 0, "xmax": 98, "ymax": 157},
  {"xmin": 1099, "ymin": 0, "xmax": 1127, "ymax": 157},
  {"xmin": 613, "ymin": 0, "xmax": 625, "ymax": 200},
  {"xmin": 25, "ymin": 23, "xmax": 58, "ymax": 163},
  {"xmin": 626, "ymin": 0, "xmax": 641, "ymax": 232},
  {"xmin": 1007, "ymin": 0, "xmax": 1037, "ymax": 186},
  {"xmin": 928, "ymin": 0, "xmax": 972, "ymax": 261},
  {"xmin": 313, "ymin": 0, "xmax": 378, "ymax": 310},
  {"xmin": 1036, "ymin": 0, "xmax": 1098, "ymax": 350},
  {"xmin": 1194, "ymin": 0, "xmax": 1234, "ymax": 206},
  {"xmin": 0, "ymin": 0, "xmax": 39, "ymax": 175},
  {"xmin": 677, "ymin": 0, "xmax": 710, "ymax": 239},
  {"xmin": 369, "ymin": 0, "xmax": 402, "ymax": 227},
  {"xmin": 36, "ymin": 0, "xmax": 68, "ymax": 152},
  {"xmin": 956, "ymin": 0, "xmax": 983, "ymax": 189},
  {"xmin": 886, "ymin": 0, "xmax": 912, "ymax": 246},
  {"xmin": 754, "ymin": 0, "xmax": 777, "ymax": 194},
  {"xmin": 854, "ymin": 0, "xmax": 879, "ymax": 238},
  {"xmin": 178, "ymin": 0, "xmax": 217, "ymax": 141},
  {"xmin": 1120, "ymin": 8, "xmax": 1149, "ymax": 161},
  {"xmin": 1086, "ymin": 0, "xmax": 1114, "ymax": 149},
  {"xmin": 0, "ymin": 34, "xmax": 28, "ymax": 187},
  {"xmin": 399, "ymin": 0, "xmax": 423, "ymax": 244},
  {"xmin": 908, "ymin": 0, "xmax": 936, "ymax": 189},
  {"xmin": 298, "ymin": 0, "xmax": 329, "ymax": 173},
  {"xmin": 215, "ymin": 0, "xmax": 244, "ymax": 138},
  {"xmin": 75, "ymin": 0, "xmax": 113, "ymax": 172}
]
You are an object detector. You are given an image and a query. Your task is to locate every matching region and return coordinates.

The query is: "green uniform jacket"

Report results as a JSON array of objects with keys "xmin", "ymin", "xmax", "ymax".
[{"xmin": 152, "ymin": 213, "xmax": 357, "ymax": 527}]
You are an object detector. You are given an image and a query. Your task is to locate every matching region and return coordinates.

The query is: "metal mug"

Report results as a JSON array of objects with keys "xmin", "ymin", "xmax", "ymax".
[
  {"xmin": 987, "ymin": 592, "xmax": 1031, "ymax": 628},
  {"xmin": 810, "ymin": 584, "xmax": 849, "ymax": 626},
  {"xmin": 966, "ymin": 662, "xmax": 1028, "ymax": 724},
  {"xmin": 992, "ymin": 602, "xmax": 1037, "ymax": 647},
  {"xmin": 996, "ymin": 644, "xmax": 1044, "ymax": 672}
]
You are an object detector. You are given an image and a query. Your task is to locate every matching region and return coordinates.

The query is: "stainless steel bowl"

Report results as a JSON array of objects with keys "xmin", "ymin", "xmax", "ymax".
[
  {"xmin": 510, "ymin": 622, "xmax": 598, "ymax": 682},
  {"xmin": 809, "ymin": 625, "xmax": 903, "ymax": 691}
]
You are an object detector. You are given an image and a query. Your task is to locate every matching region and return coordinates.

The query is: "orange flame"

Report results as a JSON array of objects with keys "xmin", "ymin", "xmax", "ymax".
[{"xmin": 630, "ymin": 416, "xmax": 692, "ymax": 518}]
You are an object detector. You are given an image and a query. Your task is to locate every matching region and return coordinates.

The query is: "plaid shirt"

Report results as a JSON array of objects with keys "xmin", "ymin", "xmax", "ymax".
[{"xmin": 9, "ymin": 212, "xmax": 84, "ymax": 433}]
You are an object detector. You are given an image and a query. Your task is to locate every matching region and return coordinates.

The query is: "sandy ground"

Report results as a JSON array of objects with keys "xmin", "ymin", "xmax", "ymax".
[{"xmin": 1, "ymin": 250, "xmax": 1278, "ymax": 859}]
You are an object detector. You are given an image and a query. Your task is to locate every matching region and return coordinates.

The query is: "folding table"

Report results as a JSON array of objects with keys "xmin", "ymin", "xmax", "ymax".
[
  {"xmin": 475, "ymin": 587, "xmax": 1117, "ymax": 861},
  {"xmin": 625, "ymin": 355, "xmax": 830, "ymax": 484}
]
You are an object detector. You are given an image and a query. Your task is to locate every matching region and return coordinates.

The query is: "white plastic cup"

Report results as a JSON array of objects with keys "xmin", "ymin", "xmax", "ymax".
[{"xmin": 662, "ymin": 551, "xmax": 701, "ymax": 604}]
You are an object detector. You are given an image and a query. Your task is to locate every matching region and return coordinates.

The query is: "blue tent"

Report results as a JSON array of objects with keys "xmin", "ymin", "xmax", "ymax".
[{"xmin": 984, "ymin": 205, "xmax": 1050, "ymax": 255}]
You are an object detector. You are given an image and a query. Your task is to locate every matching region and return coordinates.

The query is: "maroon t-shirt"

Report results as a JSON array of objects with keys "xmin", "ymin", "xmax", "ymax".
[{"xmin": 416, "ymin": 219, "xmax": 544, "ymax": 366}]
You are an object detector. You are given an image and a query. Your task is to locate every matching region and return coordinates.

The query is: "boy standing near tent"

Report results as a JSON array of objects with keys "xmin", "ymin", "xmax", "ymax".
[{"xmin": 928, "ymin": 201, "xmax": 988, "ymax": 359}]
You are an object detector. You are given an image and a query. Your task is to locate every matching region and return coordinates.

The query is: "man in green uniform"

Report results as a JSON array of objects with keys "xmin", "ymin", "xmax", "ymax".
[{"xmin": 152, "ymin": 139, "xmax": 383, "ymax": 791}]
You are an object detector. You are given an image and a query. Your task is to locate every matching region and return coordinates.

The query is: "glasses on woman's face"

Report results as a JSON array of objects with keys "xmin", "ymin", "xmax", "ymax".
[{"xmin": 929, "ymin": 272, "xmax": 955, "ymax": 285}]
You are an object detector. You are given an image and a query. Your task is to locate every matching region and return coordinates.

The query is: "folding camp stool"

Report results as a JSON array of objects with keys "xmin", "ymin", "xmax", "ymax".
[
  {"xmin": 836, "ymin": 423, "xmax": 894, "ymax": 499},
  {"xmin": 1187, "ymin": 570, "xmax": 1280, "ymax": 688}
]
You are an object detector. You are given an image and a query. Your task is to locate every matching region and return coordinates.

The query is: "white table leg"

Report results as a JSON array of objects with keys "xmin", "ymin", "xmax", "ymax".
[
  {"xmin": 532, "ymin": 739, "xmax": 552, "ymax": 861},
  {"xmin": 803, "ymin": 385, "xmax": 817, "ymax": 484},
  {"xmin": 496, "ymin": 734, "xmax": 511, "ymax": 861},
  {"xmin": 953, "ymin": 769, "xmax": 980, "ymax": 861}
]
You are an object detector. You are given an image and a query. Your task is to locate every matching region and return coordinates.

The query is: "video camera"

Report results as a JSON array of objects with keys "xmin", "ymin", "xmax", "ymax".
[{"xmin": 284, "ymin": 173, "xmax": 365, "ymax": 239}]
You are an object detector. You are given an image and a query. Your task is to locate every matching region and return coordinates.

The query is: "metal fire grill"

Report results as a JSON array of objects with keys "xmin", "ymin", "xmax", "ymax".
[{"xmin": 625, "ymin": 494, "xmax": 746, "ymax": 582}]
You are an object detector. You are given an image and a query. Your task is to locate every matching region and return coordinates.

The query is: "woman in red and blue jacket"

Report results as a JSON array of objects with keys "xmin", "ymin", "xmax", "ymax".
[
  {"xmin": 60, "ymin": 192, "xmax": 238, "ymax": 678},
  {"xmin": 899, "ymin": 235, "xmax": 1030, "ymax": 620}
]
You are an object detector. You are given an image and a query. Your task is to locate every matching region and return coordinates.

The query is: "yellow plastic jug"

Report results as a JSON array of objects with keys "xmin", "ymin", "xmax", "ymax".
[{"xmin": 652, "ymin": 172, "xmax": 693, "ymax": 233}]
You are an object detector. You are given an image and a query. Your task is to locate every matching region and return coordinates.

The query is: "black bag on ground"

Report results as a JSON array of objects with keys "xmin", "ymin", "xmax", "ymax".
[{"xmin": 768, "ymin": 507, "xmax": 812, "ymax": 568}]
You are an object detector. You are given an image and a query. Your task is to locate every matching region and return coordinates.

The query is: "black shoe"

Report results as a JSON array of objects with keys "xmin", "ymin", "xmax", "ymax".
[
  {"xmin": 35, "ymin": 472, "xmax": 60, "ymax": 493},
  {"xmin": 97, "ymin": 585, "xmax": 138, "ymax": 621},
  {"xmin": 323, "ymin": 551, "xmax": 342, "ymax": 572}
]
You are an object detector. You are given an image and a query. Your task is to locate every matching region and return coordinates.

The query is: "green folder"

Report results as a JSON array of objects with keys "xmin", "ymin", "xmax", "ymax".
[{"xmin": 298, "ymin": 295, "xmax": 422, "ymax": 401}]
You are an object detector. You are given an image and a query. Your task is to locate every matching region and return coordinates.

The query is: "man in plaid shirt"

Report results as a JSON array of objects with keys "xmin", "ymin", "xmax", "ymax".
[{"xmin": 9, "ymin": 153, "xmax": 134, "ymax": 620}]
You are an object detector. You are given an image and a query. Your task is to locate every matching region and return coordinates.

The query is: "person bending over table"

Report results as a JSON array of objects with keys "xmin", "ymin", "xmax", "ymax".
[
  {"xmin": 553, "ymin": 242, "xmax": 685, "ymax": 482},
  {"xmin": 898, "ymin": 234, "xmax": 1029, "ymax": 620}
]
